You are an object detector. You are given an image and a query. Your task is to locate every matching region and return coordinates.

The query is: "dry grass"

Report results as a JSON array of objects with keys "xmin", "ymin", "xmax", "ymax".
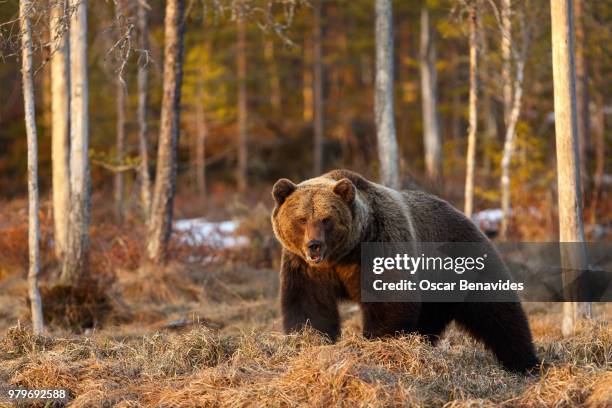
[{"xmin": 0, "ymin": 312, "xmax": 610, "ymax": 407}]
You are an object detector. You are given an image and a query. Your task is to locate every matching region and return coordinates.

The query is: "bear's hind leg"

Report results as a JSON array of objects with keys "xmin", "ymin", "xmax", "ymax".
[{"xmin": 454, "ymin": 302, "xmax": 539, "ymax": 372}]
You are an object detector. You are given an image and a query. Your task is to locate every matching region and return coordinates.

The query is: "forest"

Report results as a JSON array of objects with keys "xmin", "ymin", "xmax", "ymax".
[{"xmin": 0, "ymin": 0, "xmax": 610, "ymax": 406}]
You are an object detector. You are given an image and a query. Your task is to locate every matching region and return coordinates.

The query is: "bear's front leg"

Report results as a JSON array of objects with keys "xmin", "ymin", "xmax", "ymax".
[
  {"xmin": 361, "ymin": 302, "xmax": 421, "ymax": 338},
  {"xmin": 280, "ymin": 250, "xmax": 340, "ymax": 341}
]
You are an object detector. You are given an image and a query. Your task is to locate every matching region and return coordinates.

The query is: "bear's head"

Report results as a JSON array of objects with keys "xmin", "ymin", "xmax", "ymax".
[{"xmin": 271, "ymin": 177, "xmax": 358, "ymax": 268}]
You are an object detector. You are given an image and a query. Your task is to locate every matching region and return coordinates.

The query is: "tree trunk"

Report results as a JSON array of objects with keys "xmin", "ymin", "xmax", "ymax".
[
  {"xmin": 195, "ymin": 89, "xmax": 207, "ymax": 197},
  {"xmin": 419, "ymin": 7, "xmax": 442, "ymax": 183},
  {"xmin": 374, "ymin": 0, "xmax": 400, "ymax": 189},
  {"xmin": 480, "ymin": 23, "xmax": 496, "ymax": 175},
  {"xmin": 313, "ymin": 0, "xmax": 324, "ymax": 176},
  {"xmin": 236, "ymin": 9, "xmax": 247, "ymax": 192},
  {"xmin": 61, "ymin": 0, "xmax": 90, "ymax": 285},
  {"xmin": 137, "ymin": 0, "xmax": 152, "ymax": 218},
  {"xmin": 500, "ymin": 3, "xmax": 530, "ymax": 240},
  {"xmin": 464, "ymin": 3, "xmax": 478, "ymax": 218},
  {"xmin": 113, "ymin": 0, "xmax": 127, "ymax": 224},
  {"xmin": 49, "ymin": 0, "xmax": 70, "ymax": 259},
  {"xmin": 500, "ymin": 58, "xmax": 526, "ymax": 240},
  {"xmin": 114, "ymin": 76, "xmax": 126, "ymax": 223},
  {"xmin": 574, "ymin": 0, "xmax": 588, "ymax": 194},
  {"xmin": 399, "ymin": 18, "xmax": 410, "ymax": 105},
  {"xmin": 42, "ymin": 42, "xmax": 52, "ymax": 159},
  {"xmin": 21, "ymin": 0, "xmax": 44, "ymax": 334},
  {"xmin": 501, "ymin": 0, "xmax": 513, "ymax": 125},
  {"xmin": 550, "ymin": 0, "xmax": 591, "ymax": 336},
  {"xmin": 146, "ymin": 0, "xmax": 185, "ymax": 264}
]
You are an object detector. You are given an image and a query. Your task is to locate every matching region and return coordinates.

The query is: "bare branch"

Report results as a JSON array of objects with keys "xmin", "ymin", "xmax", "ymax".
[{"xmin": 92, "ymin": 158, "xmax": 139, "ymax": 173}]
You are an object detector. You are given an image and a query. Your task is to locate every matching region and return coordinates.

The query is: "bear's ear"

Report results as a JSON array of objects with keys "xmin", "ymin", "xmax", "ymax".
[
  {"xmin": 333, "ymin": 178, "xmax": 355, "ymax": 204},
  {"xmin": 272, "ymin": 178, "xmax": 296, "ymax": 205}
]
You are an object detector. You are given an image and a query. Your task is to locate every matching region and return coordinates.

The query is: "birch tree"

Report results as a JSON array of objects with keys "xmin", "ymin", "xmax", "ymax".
[
  {"xmin": 146, "ymin": 0, "xmax": 185, "ymax": 264},
  {"xmin": 375, "ymin": 0, "xmax": 400, "ymax": 189},
  {"xmin": 419, "ymin": 6, "xmax": 442, "ymax": 183},
  {"xmin": 49, "ymin": 0, "xmax": 70, "ymax": 259},
  {"xmin": 61, "ymin": 0, "xmax": 90, "ymax": 284},
  {"xmin": 573, "ymin": 0, "xmax": 588, "ymax": 191},
  {"xmin": 137, "ymin": 0, "xmax": 152, "ymax": 218},
  {"xmin": 497, "ymin": 1, "xmax": 531, "ymax": 240},
  {"xmin": 114, "ymin": 1, "xmax": 126, "ymax": 223},
  {"xmin": 464, "ymin": 1, "xmax": 479, "ymax": 218},
  {"xmin": 550, "ymin": 0, "xmax": 591, "ymax": 336},
  {"xmin": 236, "ymin": 7, "xmax": 247, "ymax": 192},
  {"xmin": 501, "ymin": 0, "xmax": 513, "ymax": 124},
  {"xmin": 312, "ymin": 0, "xmax": 323, "ymax": 176},
  {"xmin": 21, "ymin": 0, "xmax": 44, "ymax": 334}
]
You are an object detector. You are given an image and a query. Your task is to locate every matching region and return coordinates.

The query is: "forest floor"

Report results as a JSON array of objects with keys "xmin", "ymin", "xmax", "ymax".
[{"xmin": 0, "ymin": 192, "xmax": 610, "ymax": 407}]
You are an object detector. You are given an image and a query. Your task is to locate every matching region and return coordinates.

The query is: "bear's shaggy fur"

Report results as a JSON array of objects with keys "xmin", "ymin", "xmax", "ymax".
[{"xmin": 271, "ymin": 169, "xmax": 539, "ymax": 372}]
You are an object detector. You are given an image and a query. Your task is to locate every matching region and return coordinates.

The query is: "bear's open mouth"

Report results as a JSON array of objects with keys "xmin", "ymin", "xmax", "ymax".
[{"xmin": 306, "ymin": 253, "xmax": 324, "ymax": 264}]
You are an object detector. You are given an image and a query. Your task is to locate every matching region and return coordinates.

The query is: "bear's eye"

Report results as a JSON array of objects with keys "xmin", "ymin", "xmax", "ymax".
[
  {"xmin": 297, "ymin": 217, "xmax": 307, "ymax": 225},
  {"xmin": 322, "ymin": 217, "xmax": 332, "ymax": 226}
]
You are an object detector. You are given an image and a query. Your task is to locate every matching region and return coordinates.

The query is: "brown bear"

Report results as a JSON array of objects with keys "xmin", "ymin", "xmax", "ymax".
[{"xmin": 271, "ymin": 169, "xmax": 539, "ymax": 372}]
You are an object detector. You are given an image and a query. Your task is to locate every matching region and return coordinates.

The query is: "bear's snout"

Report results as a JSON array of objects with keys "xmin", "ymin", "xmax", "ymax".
[{"xmin": 305, "ymin": 240, "xmax": 325, "ymax": 263}]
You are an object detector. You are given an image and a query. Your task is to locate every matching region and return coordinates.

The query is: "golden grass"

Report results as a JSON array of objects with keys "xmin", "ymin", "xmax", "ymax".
[{"xmin": 0, "ymin": 311, "xmax": 609, "ymax": 407}]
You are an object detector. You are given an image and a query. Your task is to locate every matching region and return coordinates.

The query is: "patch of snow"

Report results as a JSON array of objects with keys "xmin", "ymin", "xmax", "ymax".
[
  {"xmin": 472, "ymin": 208, "xmax": 504, "ymax": 232},
  {"xmin": 174, "ymin": 218, "xmax": 248, "ymax": 248}
]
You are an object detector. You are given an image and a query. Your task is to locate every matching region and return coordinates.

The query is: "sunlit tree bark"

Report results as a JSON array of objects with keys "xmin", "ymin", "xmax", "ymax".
[
  {"xmin": 500, "ymin": 3, "xmax": 530, "ymax": 240},
  {"xmin": 464, "ymin": 2, "xmax": 478, "ymax": 218},
  {"xmin": 375, "ymin": 0, "xmax": 399, "ymax": 189},
  {"xmin": 49, "ymin": 0, "xmax": 70, "ymax": 259},
  {"xmin": 21, "ymin": 0, "xmax": 44, "ymax": 334},
  {"xmin": 146, "ymin": 0, "xmax": 185, "ymax": 264},
  {"xmin": 61, "ymin": 0, "xmax": 90, "ymax": 284},
  {"xmin": 573, "ymin": 0, "xmax": 588, "ymax": 192},
  {"xmin": 420, "ymin": 7, "xmax": 442, "ymax": 183},
  {"xmin": 500, "ymin": 58, "xmax": 526, "ymax": 240},
  {"xmin": 501, "ymin": 0, "xmax": 513, "ymax": 125},
  {"xmin": 137, "ymin": 0, "xmax": 152, "ymax": 218},
  {"xmin": 550, "ymin": 0, "xmax": 591, "ymax": 336}
]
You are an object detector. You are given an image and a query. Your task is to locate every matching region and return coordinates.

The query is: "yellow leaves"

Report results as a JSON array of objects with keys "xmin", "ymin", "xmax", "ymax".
[{"xmin": 183, "ymin": 43, "xmax": 232, "ymax": 121}]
